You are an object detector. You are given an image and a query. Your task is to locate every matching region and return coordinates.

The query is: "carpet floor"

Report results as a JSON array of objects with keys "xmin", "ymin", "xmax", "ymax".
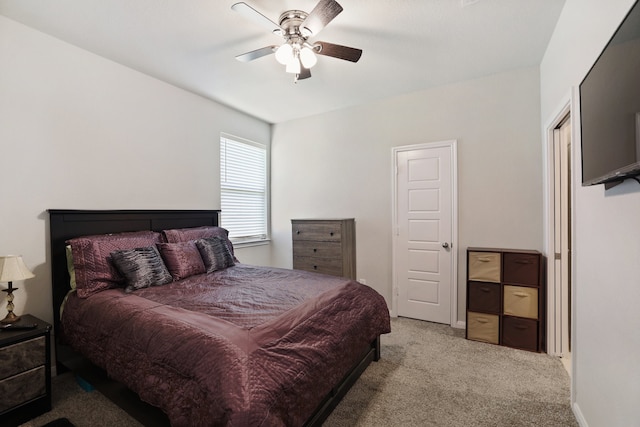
[{"xmin": 22, "ymin": 317, "xmax": 577, "ymax": 427}]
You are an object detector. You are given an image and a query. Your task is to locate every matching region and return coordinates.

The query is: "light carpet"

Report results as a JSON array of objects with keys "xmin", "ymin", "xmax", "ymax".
[{"xmin": 22, "ymin": 317, "xmax": 577, "ymax": 427}]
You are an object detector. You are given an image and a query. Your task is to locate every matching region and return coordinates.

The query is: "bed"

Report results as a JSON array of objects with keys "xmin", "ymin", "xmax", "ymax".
[{"xmin": 49, "ymin": 209, "xmax": 391, "ymax": 426}]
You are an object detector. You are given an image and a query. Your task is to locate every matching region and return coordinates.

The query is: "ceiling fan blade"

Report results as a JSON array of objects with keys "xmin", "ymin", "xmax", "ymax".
[
  {"xmin": 301, "ymin": 0, "xmax": 343, "ymax": 36},
  {"xmin": 315, "ymin": 41, "xmax": 362, "ymax": 62},
  {"xmin": 231, "ymin": 2, "xmax": 282, "ymax": 35},
  {"xmin": 235, "ymin": 45, "xmax": 278, "ymax": 62},
  {"xmin": 298, "ymin": 67, "xmax": 312, "ymax": 80}
]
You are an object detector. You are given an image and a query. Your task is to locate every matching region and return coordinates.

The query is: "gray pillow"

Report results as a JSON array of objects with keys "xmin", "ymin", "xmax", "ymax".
[
  {"xmin": 195, "ymin": 237, "xmax": 235, "ymax": 273},
  {"xmin": 111, "ymin": 246, "xmax": 173, "ymax": 292}
]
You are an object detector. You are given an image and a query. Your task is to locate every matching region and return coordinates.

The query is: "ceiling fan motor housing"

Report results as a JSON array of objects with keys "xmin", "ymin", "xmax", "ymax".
[{"xmin": 278, "ymin": 10, "xmax": 311, "ymax": 39}]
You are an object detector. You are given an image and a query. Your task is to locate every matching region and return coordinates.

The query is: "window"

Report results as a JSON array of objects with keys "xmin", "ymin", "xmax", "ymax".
[{"xmin": 220, "ymin": 134, "xmax": 268, "ymax": 244}]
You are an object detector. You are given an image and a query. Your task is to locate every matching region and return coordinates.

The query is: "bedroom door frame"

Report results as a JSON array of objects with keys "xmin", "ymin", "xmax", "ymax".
[
  {"xmin": 544, "ymin": 93, "xmax": 576, "ymax": 364},
  {"xmin": 391, "ymin": 140, "xmax": 459, "ymax": 327}
]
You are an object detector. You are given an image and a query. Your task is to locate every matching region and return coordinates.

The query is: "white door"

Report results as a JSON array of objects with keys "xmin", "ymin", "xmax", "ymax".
[
  {"xmin": 553, "ymin": 116, "xmax": 572, "ymax": 357},
  {"xmin": 393, "ymin": 141, "xmax": 456, "ymax": 325}
]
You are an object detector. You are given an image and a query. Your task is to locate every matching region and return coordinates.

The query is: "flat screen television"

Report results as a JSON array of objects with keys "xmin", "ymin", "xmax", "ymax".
[{"xmin": 580, "ymin": 0, "xmax": 640, "ymax": 187}]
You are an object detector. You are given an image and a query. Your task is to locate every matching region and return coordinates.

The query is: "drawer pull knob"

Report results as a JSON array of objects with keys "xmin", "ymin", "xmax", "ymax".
[
  {"xmin": 313, "ymin": 265, "xmax": 318, "ymax": 270},
  {"xmin": 329, "ymin": 232, "xmax": 334, "ymax": 236},
  {"xmin": 296, "ymin": 230, "xmax": 300, "ymax": 234},
  {"xmin": 513, "ymin": 292, "xmax": 529, "ymax": 298},
  {"xmin": 313, "ymin": 248, "xmax": 317, "ymax": 252}
]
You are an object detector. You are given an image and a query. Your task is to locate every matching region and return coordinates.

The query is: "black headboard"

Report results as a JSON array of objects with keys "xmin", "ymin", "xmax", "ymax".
[{"xmin": 48, "ymin": 209, "xmax": 220, "ymax": 355}]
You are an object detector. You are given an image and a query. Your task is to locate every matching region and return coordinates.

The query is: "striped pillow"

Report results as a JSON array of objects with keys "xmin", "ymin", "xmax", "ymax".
[
  {"xmin": 195, "ymin": 237, "xmax": 235, "ymax": 273},
  {"xmin": 111, "ymin": 246, "xmax": 172, "ymax": 292}
]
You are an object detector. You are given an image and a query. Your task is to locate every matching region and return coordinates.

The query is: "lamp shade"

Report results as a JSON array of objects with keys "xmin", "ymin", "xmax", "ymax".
[
  {"xmin": 299, "ymin": 47, "xmax": 317, "ymax": 68},
  {"xmin": 275, "ymin": 43, "xmax": 294, "ymax": 65},
  {"xmin": 286, "ymin": 57, "xmax": 301, "ymax": 74},
  {"xmin": 0, "ymin": 255, "xmax": 35, "ymax": 282}
]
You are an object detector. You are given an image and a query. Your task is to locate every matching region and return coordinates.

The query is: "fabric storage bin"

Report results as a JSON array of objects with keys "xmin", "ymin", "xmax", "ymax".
[
  {"xmin": 502, "ymin": 316, "xmax": 538, "ymax": 351},
  {"xmin": 468, "ymin": 282, "xmax": 501, "ymax": 314},
  {"xmin": 503, "ymin": 252, "xmax": 539, "ymax": 286},
  {"xmin": 468, "ymin": 252, "xmax": 501, "ymax": 283},
  {"xmin": 467, "ymin": 311, "xmax": 500, "ymax": 344},
  {"xmin": 503, "ymin": 285, "xmax": 538, "ymax": 319}
]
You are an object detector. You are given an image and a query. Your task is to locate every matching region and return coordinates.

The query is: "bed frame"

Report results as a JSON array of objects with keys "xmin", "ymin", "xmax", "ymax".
[{"xmin": 49, "ymin": 209, "xmax": 380, "ymax": 427}]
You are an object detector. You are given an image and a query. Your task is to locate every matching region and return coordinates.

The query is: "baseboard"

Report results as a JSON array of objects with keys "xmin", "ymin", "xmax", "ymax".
[
  {"xmin": 573, "ymin": 402, "xmax": 588, "ymax": 427},
  {"xmin": 455, "ymin": 320, "xmax": 466, "ymax": 329}
]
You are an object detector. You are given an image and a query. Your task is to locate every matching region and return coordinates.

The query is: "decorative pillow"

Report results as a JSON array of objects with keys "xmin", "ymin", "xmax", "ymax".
[
  {"xmin": 157, "ymin": 241, "xmax": 206, "ymax": 281},
  {"xmin": 162, "ymin": 226, "xmax": 238, "ymax": 262},
  {"xmin": 195, "ymin": 237, "xmax": 235, "ymax": 273},
  {"xmin": 67, "ymin": 231, "xmax": 162, "ymax": 298},
  {"xmin": 111, "ymin": 246, "xmax": 173, "ymax": 292}
]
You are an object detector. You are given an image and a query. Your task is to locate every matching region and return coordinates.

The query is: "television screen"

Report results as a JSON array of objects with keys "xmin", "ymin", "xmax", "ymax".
[{"xmin": 580, "ymin": 0, "xmax": 640, "ymax": 187}]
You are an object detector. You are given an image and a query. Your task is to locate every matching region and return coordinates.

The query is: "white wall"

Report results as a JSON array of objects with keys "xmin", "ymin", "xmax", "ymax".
[
  {"xmin": 541, "ymin": 0, "xmax": 640, "ymax": 425},
  {"xmin": 271, "ymin": 67, "xmax": 543, "ymax": 319},
  {"xmin": 0, "ymin": 16, "xmax": 271, "ymax": 326}
]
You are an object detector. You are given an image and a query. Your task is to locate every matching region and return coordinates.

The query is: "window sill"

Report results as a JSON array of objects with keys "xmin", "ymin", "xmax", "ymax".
[{"xmin": 232, "ymin": 239, "xmax": 271, "ymax": 249}]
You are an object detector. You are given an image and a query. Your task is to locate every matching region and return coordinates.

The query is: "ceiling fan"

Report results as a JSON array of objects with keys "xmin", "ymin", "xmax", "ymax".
[{"xmin": 232, "ymin": 0, "xmax": 362, "ymax": 82}]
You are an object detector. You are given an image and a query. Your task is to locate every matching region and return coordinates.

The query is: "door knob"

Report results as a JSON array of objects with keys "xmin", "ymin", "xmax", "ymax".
[{"xmin": 442, "ymin": 242, "xmax": 449, "ymax": 249}]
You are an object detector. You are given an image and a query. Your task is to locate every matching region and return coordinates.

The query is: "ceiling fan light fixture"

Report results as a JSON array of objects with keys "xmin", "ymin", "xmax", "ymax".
[
  {"xmin": 285, "ymin": 56, "xmax": 301, "ymax": 74},
  {"xmin": 275, "ymin": 43, "xmax": 294, "ymax": 65},
  {"xmin": 299, "ymin": 47, "xmax": 317, "ymax": 68}
]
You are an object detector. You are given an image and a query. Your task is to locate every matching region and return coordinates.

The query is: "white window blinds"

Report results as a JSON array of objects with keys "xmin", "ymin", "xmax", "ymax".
[{"xmin": 220, "ymin": 135, "xmax": 268, "ymax": 242}]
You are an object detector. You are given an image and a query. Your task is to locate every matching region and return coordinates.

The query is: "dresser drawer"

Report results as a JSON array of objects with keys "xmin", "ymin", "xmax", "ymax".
[
  {"xmin": 292, "ymin": 240, "xmax": 342, "ymax": 259},
  {"xmin": 503, "ymin": 285, "xmax": 538, "ymax": 319},
  {"xmin": 502, "ymin": 316, "xmax": 539, "ymax": 351},
  {"xmin": 503, "ymin": 252, "xmax": 540, "ymax": 286},
  {"xmin": 0, "ymin": 336, "xmax": 46, "ymax": 381},
  {"xmin": 468, "ymin": 252, "xmax": 501, "ymax": 283},
  {"xmin": 467, "ymin": 312, "xmax": 499, "ymax": 344},
  {"xmin": 293, "ymin": 256, "xmax": 343, "ymax": 276},
  {"xmin": 468, "ymin": 282, "xmax": 501, "ymax": 314},
  {"xmin": 292, "ymin": 221, "xmax": 342, "ymax": 242},
  {"xmin": 0, "ymin": 366, "xmax": 46, "ymax": 413}
]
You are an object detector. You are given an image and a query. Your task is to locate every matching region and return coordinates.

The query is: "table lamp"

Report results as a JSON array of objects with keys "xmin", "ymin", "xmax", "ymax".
[{"xmin": 0, "ymin": 255, "xmax": 35, "ymax": 324}]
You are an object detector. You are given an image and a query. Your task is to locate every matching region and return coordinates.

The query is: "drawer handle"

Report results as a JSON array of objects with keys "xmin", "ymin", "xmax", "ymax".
[
  {"xmin": 480, "ymin": 287, "xmax": 491, "ymax": 292},
  {"xmin": 477, "ymin": 257, "xmax": 491, "ymax": 262},
  {"xmin": 513, "ymin": 292, "xmax": 529, "ymax": 298},
  {"xmin": 476, "ymin": 318, "xmax": 489, "ymax": 324},
  {"xmin": 514, "ymin": 325, "xmax": 529, "ymax": 330},
  {"xmin": 515, "ymin": 259, "xmax": 532, "ymax": 264}
]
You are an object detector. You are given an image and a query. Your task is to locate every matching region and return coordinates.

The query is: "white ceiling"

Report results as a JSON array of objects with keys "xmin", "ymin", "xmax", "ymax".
[{"xmin": 0, "ymin": 0, "xmax": 566, "ymax": 124}]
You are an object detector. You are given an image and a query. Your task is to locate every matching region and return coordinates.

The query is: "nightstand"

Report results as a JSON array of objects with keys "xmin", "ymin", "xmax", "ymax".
[{"xmin": 0, "ymin": 314, "xmax": 52, "ymax": 426}]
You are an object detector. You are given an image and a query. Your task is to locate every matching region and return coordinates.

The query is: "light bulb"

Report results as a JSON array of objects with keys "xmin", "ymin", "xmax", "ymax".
[
  {"xmin": 286, "ymin": 56, "xmax": 301, "ymax": 74},
  {"xmin": 275, "ymin": 43, "xmax": 294, "ymax": 65},
  {"xmin": 299, "ymin": 47, "xmax": 317, "ymax": 68}
]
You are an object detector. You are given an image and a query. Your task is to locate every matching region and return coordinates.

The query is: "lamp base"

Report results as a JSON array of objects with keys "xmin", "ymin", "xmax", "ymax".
[{"xmin": 1, "ymin": 312, "xmax": 21, "ymax": 324}]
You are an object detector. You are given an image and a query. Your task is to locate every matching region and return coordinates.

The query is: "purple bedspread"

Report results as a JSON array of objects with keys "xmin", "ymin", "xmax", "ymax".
[{"xmin": 61, "ymin": 264, "xmax": 391, "ymax": 426}]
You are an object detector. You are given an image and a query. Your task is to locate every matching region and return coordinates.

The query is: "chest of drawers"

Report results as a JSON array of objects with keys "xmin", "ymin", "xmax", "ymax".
[
  {"xmin": 0, "ymin": 314, "xmax": 52, "ymax": 426},
  {"xmin": 292, "ymin": 219, "xmax": 356, "ymax": 279},
  {"xmin": 466, "ymin": 248, "xmax": 546, "ymax": 352}
]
